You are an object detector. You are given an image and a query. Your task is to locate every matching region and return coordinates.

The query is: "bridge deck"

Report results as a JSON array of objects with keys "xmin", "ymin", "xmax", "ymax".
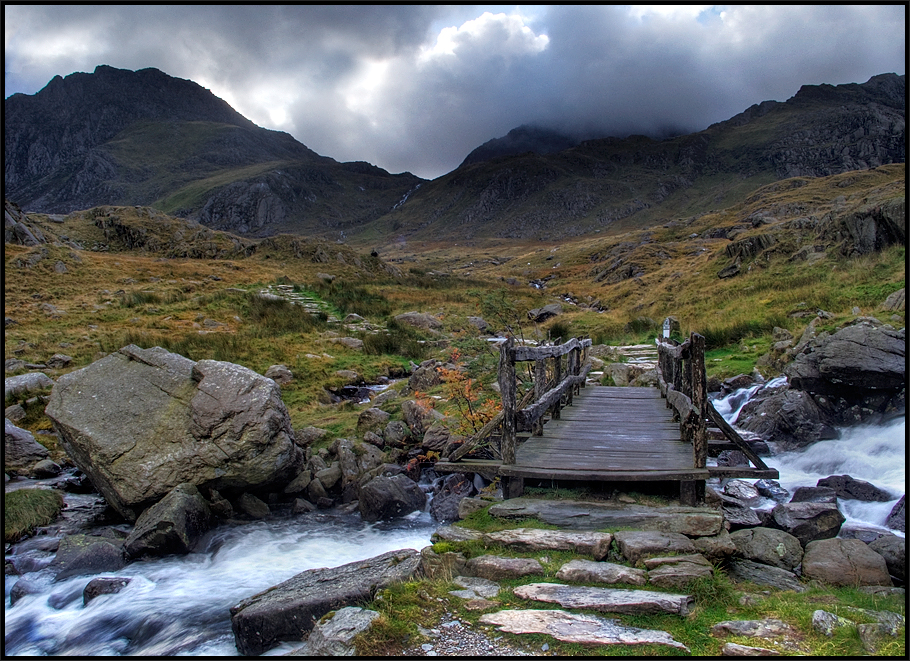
[{"xmin": 499, "ymin": 385, "xmax": 710, "ymax": 482}]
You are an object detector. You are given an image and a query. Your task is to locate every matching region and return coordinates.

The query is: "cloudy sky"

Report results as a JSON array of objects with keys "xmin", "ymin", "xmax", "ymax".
[{"xmin": 4, "ymin": 5, "xmax": 905, "ymax": 180}]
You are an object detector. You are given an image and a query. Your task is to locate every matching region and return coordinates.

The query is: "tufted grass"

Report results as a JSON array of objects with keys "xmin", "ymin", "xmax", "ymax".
[{"xmin": 5, "ymin": 488, "xmax": 65, "ymax": 542}]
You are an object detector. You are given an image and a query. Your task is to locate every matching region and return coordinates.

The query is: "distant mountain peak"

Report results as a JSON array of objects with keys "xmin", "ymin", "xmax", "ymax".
[{"xmin": 458, "ymin": 124, "xmax": 579, "ymax": 168}]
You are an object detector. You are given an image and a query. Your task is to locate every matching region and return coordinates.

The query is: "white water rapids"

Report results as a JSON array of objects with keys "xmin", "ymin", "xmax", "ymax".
[{"xmin": 4, "ymin": 378, "xmax": 905, "ymax": 655}]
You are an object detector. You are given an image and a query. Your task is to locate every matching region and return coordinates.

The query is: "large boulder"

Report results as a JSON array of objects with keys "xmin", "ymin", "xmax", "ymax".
[
  {"xmin": 867, "ymin": 535, "xmax": 905, "ymax": 582},
  {"xmin": 394, "ymin": 311, "xmax": 442, "ymax": 331},
  {"xmin": 5, "ymin": 418, "xmax": 49, "ymax": 470},
  {"xmin": 124, "ymin": 483, "xmax": 214, "ymax": 558},
  {"xmin": 736, "ymin": 388, "xmax": 838, "ymax": 448},
  {"xmin": 729, "ymin": 527, "xmax": 803, "ymax": 571},
  {"xmin": 801, "ymin": 538, "xmax": 892, "ymax": 587},
  {"xmin": 816, "ymin": 475, "xmax": 895, "ymax": 502},
  {"xmin": 5, "ymin": 372, "xmax": 55, "ymax": 399},
  {"xmin": 770, "ymin": 502, "xmax": 845, "ymax": 547},
  {"xmin": 429, "ymin": 472, "xmax": 476, "ymax": 522},
  {"xmin": 230, "ymin": 549, "xmax": 420, "ymax": 655},
  {"xmin": 358, "ymin": 473, "xmax": 426, "ymax": 522},
  {"xmin": 337, "ymin": 438, "xmax": 385, "ymax": 502},
  {"xmin": 49, "ymin": 534, "xmax": 126, "ymax": 582},
  {"xmin": 44, "ymin": 345, "xmax": 303, "ymax": 521},
  {"xmin": 886, "ymin": 496, "xmax": 905, "ymax": 532}
]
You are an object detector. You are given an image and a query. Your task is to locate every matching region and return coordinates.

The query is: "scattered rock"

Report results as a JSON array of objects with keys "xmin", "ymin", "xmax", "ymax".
[
  {"xmin": 29, "ymin": 458, "xmax": 61, "ymax": 478},
  {"xmin": 514, "ymin": 583, "xmax": 693, "ymax": 616},
  {"xmin": 283, "ymin": 470, "xmax": 313, "ymax": 495},
  {"xmin": 358, "ymin": 473, "xmax": 426, "ymax": 522},
  {"xmin": 450, "ymin": 575, "xmax": 501, "ymax": 599},
  {"xmin": 726, "ymin": 558, "xmax": 806, "ymax": 592},
  {"xmin": 816, "ymin": 474, "xmax": 894, "ymax": 502},
  {"xmin": 721, "ymin": 641, "xmax": 781, "ymax": 656},
  {"xmin": 264, "ymin": 364, "xmax": 293, "ymax": 385},
  {"xmin": 556, "ymin": 559, "xmax": 647, "ymax": 586},
  {"xmin": 229, "ymin": 549, "xmax": 420, "ymax": 656},
  {"xmin": 465, "ymin": 555, "xmax": 544, "ymax": 581},
  {"xmin": 811, "ymin": 609, "xmax": 854, "ymax": 637},
  {"xmin": 527, "ymin": 303, "xmax": 562, "ymax": 323},
  {"xmin": 613, "ymin": 530, "xmax": 696, "ymax": 565},
  {"xmin": 124, "ymin": 483, "xmax": 214, "ymax": 558},
  {"xmin": 789, "ymin": 486, "xmax": 837, "ymax": 503},
  {"xmin": 868, "ymin": 535, "xmax": 905, "ymax": 581},
  {"xmin": 5, "ymin": 372, "xmax": 55, "ymax": 399},
  {"xmin": 479, "ymin": 608, "xmax": 689, "ymax": 651},
  {"xmin": 394, "ymin": 311, "xmax": 442, "ymax": 330},
  {"xmin": 801, "ymin": 538, "xmax": 892, "ymax": 587},
  {"xmin": 45, "ymin": 354, "xmax": 73, "ymax": 369},
  {"xmin": 483, "ymin": 528, "xmax": 614, "ymax": 559},
  {"xmin": 769, "ymin": 502, "xmax": 845, "ymax": 546},
  {"xmin": 49, "ymin": 534, "xmax": 126, "ymax": 582},
  {"xmin": 83, "ymin": 577, "xmax": 132, "ymax": 605},
  {"xmin": 289, "ymin": 606, "xmax": 379, "ymax": 656},
  {"xmin": 711, "ymin": 618, "xmax": 798, "ymax": 639}
]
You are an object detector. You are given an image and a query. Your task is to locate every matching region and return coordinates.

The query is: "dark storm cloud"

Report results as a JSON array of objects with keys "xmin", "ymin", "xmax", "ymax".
[{"xmin": 4, "ymin": 5, "xmax": 905, "ymax": 179}]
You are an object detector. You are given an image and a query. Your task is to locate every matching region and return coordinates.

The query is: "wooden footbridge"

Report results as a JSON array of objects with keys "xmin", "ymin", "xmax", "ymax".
[{"xmin": 436, "ymin": 332, "xmax": 778, "ymax": 505}]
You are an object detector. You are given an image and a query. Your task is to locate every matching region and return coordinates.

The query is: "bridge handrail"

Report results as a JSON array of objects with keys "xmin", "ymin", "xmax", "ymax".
[{"xmin": 656, "ymin": 333, "xmax": 707, "ymax": 470}]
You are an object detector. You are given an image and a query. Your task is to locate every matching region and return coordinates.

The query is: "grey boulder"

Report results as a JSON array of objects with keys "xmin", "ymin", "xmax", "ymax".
[
  {"xmin": 44, "ymin": 345, "xmax": 302, "ymax": 521},
  {"xmin": 124, "ymin": 483, "xmax": 214, "ymax": 558},
  {"xmin": 5, "ymin": 419, "xmax": 49, "ymax": 470}
]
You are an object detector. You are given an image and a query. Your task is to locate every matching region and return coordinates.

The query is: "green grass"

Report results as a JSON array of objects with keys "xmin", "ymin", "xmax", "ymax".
[{"xmin": 5, "ymin": 488, "xmax": 64, "ymax": 542}]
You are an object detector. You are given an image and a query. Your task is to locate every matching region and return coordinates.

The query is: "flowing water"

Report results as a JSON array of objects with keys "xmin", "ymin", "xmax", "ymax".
[
  {"xmin": 6, "ymin": 378, "xmax": 905, "ymax": 655},
  {"xmin": 712, "ymin": 377, "xmax": 905, "ymax": 537},
  {"xmin": 4, "ymin": 509, "xmax": 436, "ymax": 656}
]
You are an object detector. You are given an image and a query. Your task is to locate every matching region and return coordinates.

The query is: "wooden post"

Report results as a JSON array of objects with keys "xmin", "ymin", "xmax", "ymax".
[
  {"xmin": 499, "ymin": 337, "xmax": 517, "ymax": 465},
  {"xmin": 690, "ymin": 332, "xmax": 707, "ymax": 505},
  {"xmin": 566, "ymin": 347, "xmax": 577, "ymax": 406},
  {"xmin": 533, "ymin": 358, "xmax": 546, "ymax": 436},
  {"xmin": 551, "ymin": 353, "xmax": 562, "ymax": 419}
]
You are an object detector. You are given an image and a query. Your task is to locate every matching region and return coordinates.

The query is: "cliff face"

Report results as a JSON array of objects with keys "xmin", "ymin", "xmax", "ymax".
[{"xmin": 4, "ymin": 65, "xmax": 422, "ymax": 237}]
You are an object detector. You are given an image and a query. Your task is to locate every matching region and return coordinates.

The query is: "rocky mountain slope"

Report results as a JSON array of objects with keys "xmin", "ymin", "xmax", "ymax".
[
  {"xmin": 4, "ymin": 65, "xmax": 422, "ymax": 237},
  {"xmin": 378, "ymin": 74, "xmax": 904, "ymax": 241},
  {"xmin": 458, "ymin": 125, "xmax": 580, "ymax": 168}
]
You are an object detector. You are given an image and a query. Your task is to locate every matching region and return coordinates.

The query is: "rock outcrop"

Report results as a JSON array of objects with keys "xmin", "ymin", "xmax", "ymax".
[{"xmin": 45, "ymin": 345, "xmax": 302, "ymax": 521}]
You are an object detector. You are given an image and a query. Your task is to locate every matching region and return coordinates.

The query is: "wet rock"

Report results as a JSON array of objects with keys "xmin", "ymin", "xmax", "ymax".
[
  {"xmin": 801, "ymin": 538, "xmax": 892, "ymax": 587},
  {"xmin": 514, "ymin": 583, "xmax": 693, "ymax": 616},
  {"xmin": 44, "ymin": 345, "xmax": 302, "ymax": 521},
  {"xmin": 488, "ymin": 498, "xmax": 722, "ymax": 536},
  {"xmin": 754, "ymin": 479, "xmax": 790, "ymax": 503},
  {"xmin": 237, "ymin": 492, "xmax": 270, "ymax": 519},
  {"xmin": 729, "ymin": 527, "xmax": 804, "ymax": 571},
  {"xmin": 230, "ymin": 549, "xmax": 420, "ymax": 656},
  {"xmin": 5, "ymin": 419, "xmax": 50, "ymax": 470},
  {"xmin": 556, "ymin": 559, "xmax": 647, "ymax": 586},
  {"xmin": 451, "ymin": 575, "xmax": 500, "ymax": 599},
  {"xmin": 816, "ymin": 474, "xmax": 894, "ymax": 502},
  {"xmin": 358, "ymin": 473, "xmax": 426, "ymax": 522},
  {"xmin": 483, "ymin": 528, "xmax": 613, "ymax": 559},
  {"xmin": 337, "ymin": 438, "xmax": 384, "ymax": 502},
  {"xmin": 726, "ymin": 559, "xmax": 806, "ymax": 592},
  {"xmin": 283, "ymin": 470, "xmax": 312, "ymax": 495},
  {"xmin": 124, "ymin": 483, "xmax": 214, "ymax": 558},
  {"xmin": 208, "ymin": 488, "xmax": 233, "ymax": 519},
  {"xmin": 289, "ymin": 606, "xmax": 379, "ymax": 656},
  {"xmin": 868, "ymin": 535, "xmax": 905, "ymax": 582},
  {"xmin": 465, "ymin": 555, "xmax": 544, "ymax": 581},
  {"xmin": 480, "ymin": 608, "xmax": 689, "ymax": 651},
  {"xmin": 83, "ymin": 577, "xmax": 132, "ymax": 605},
  {"xmin": 769, "ymin": 502, "xmax": 845, "ymax": 546},
  {"xmin": 29, "ymin": 458, "xmax": 62, "ymax": 478},
  {"xmin": 429, "ymin": 472, "xmax": 475, "ymax": 522},
  {"xmin": 789, "ymin": 486, "xmax": 837, "ymax": 503},
  {"xmin": 718, "ymin": 492, "xmax": 763, "ymax": 529},
  {"xmin": 724, "ymin": 480, "xmax": 760, "ymax": 501},
  {"xmin": 292, "ymin": 498, "xmax": 316, "ymax": 515},
  {"xmin": 315, "ymin": 463, "xmax": 341, "ymax": 490},
  {"xmin": 886, "ymin": 496, "xmax": 905, "ymax": 532},
  {"xmin": 49, "ymin": 534, "xmax": 126, "ymax": 582},
  {"xmin": 9, "ymin": 578, "xmax": 41, "ymax": 606}
]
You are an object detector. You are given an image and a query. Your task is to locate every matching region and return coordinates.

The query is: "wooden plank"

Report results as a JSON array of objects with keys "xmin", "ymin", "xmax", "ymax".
[
  {"xmin": 512, "ymin": 338, "xmax": 580, "ymax": 362},
  {"xmin": 708, "ymin": 467, "xmax": 780, "ymax": 479},
  {"xmin": 706, "ymin": 401, "xmax": 768, "ymax": 470},
  {"xmin": 500, "ymin": 466, "xmax": 710, "ymax": 481},
  {"xmin": 434, "ymin": 460, "xmax": 502, "ymax": 480}
]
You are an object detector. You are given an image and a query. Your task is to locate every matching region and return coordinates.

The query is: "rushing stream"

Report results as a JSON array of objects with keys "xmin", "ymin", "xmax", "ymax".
[{"xmin": 5, "ymin": 377, "xmax": 905, "ymax": 655}]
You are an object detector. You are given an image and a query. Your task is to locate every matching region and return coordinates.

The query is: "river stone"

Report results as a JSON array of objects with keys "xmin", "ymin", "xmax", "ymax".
[
  {"xmin": 487, "ymin": 498, "xmax": 722, "ymax": 536},
  {"xmin": 729, "ymin": 527, "xmax": 804, "ymax": 571},
  {"xmin": 49, "ymin": 534, "xmax": 126, "ymax": 582},
  {"xmin": 886, "ymin": 496, "xmax": 905, "ymax": 532},
  {"xmin": 465, "ymin": 555, "xmax": 544, "ymax": 581},
  {"xmin": 724, "ymin": 480, "xmax": 761, "ymax": 502},
  {"xmin": 721, "ymin": 642, "xmax": 781, "ymax": 656},
  {"xmin": 868, "ymin": 535, "xmax": 905, "ymax": 581},
  {"xmin": 124, "ymin": 483, "xmax": 214, "ymax": 558},
  {"xmin": 458, "ymin": 496, "xmax": 489, "ymax": 520},
  {"xmin": 289, "ymin": 606, "xmax": 380, "ymax": 656},
  {"xmin": 726, "ymin": 559, "xmax": 806, "ymax": 592},
  {"xmin": 230, "ymin": 548, "xmax": 420, "ymax": 656},
  {"xmin": 483, "ymin": 529, "xmax": 614, "ymax": 559},
  {"xmin": 556, "ymin": 559, "xmax": 647, "ymax": 586},
  {"xmin": 44, "ymin": 345, "xmax": 303, "ymax": 521},
  {"xmin": 613, "ymin": 530, "xmax": 696, "ymax": 565},
  {"xmin": 718, "ymin": 492, "xmax": 763, "ymax": 529},
  {"xmin": 789, "ymin": 486, "xmax": 838, "ymax": 503},
  {"xmin": 711, "ymin": 618, "xmax": 798, "ymax": 639},
  {"xmin": 5, "ymin": 372, "xmax": 55, "ymax": 399},
  {"xmin": 30, "ymin": 458, "xmax": 62, "ymax": 478},
  {"xmin": 237, "ymin": 492, "xmax": 270, "ymax": 519},
  {"xmin": 422, "ymin": 421, "xmax": 459, "ymax": 453},
  {"xmin": 421, "ymin": 546, "xmax": 467, "ymax": 580},
  {"xmin": 770, "ymin": 502, "xmax": 845, "ymax": 546},
  {"xmin": 479, "ymin": 609, "xmax": 689, "ymax": 651},
  {"xmin": 337, "ymin": 438, "xmax": 385, "ymax": 502},
  {"xmin": 283, "ymin": 470, "xmax": 312, "ymax": 495},
  {"xmin": 5, "ymin": 418, "xmax": 50, "ymax": 470},
  {"xmin": 816, "ymin": 474, "xmax": 894, "ymax": 502},
  {"xmin": 430, "ymin": 472, "xmax": 475, "ymax": 522},
  {"xmin": 754, "ymin": 479, "xmax": 790, "ymax": 503},
  {"xmin": 315, "ymin": 462, "xmax": 342, "ymax": 490},
  {"xmin": 514, "ymin": 583, "xmax": 693, "ymax": 616},
  {"xmin": 812, "ymin": 609, "xmax": 854, "ymax": 637},
  {"xmin": 9, "ymin": 578, "xmax": 42, "ymax": 606},
  {"xmin": 801, "ymin": 538, "xmax": 892, "ymax": 587},
  {"xmin": 83, "ymin": 577, "xmax": 132, "ymax": 605},
  {"xmin": 400, "ymin": 399, "xmax": 443, "ymax": 436},
  {"xmin": 358, "ymin": 473, "xmax": 426, "ymax": 522},
  {"xmin": 383, "ymin": 420, "xmax": 410, "ymax": 446}
]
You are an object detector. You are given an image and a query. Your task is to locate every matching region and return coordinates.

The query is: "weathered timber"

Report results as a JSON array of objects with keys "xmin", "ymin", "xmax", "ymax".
[
  {"xmin": 516, "ymin": 364, "xmax": 592, "ymax": 431},
  {"xmin": 689, "ymin": 334, "xmax": 707, "ymax": 470},
  {"xmin": 707, "ymin": 467, "xmax": 780, "ymax": 479},
  {"xmin": 706, "ymin": 401, "xmax": 768, "ymax": 470},
  {"xmin": 434, "ymin": 460, "xmax": 503, "ymax": 480},
  {"xmin": 533, "ymin": 359, "xmax": 547, "ymax": 436},
  {"xmin": 499, "ymin": 466, "xmax": 710, "ymax": 481},
  {"xmin": 499, "ymin": 338, "xmax": 517, "ymax": 464},
  {"xmin": 511, "ymin": 338, "xmax": 592, "ymax": 363}
]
